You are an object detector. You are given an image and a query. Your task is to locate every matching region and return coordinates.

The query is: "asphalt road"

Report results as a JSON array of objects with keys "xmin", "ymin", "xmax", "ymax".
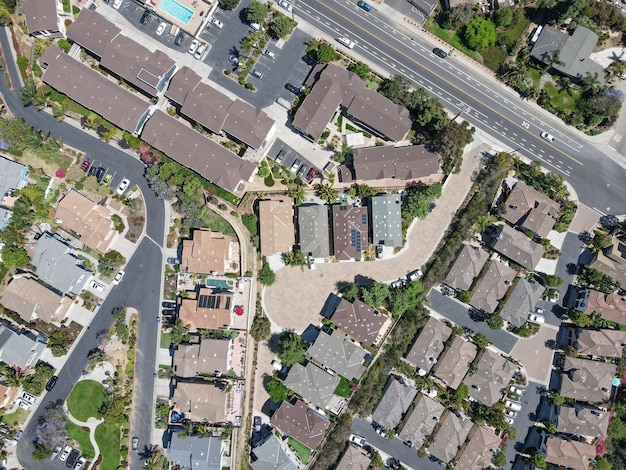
[
  {"xmin": 295, "ymin": 0, "xmax": 626, "ymax": 215},
  {"xmin": 426, "ymin": 290, "xmax": 519, "ymax": 354}
]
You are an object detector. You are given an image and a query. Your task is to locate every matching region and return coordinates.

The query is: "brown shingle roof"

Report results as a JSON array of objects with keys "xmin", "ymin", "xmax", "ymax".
[
  {"xmin": 545, "ymin": 437, "xmax": 596, "ymax": 470},
  {"xmin": 222, "ymin": 100, "xmax": 275, "ymax": 150},
  {"xmin": 502, "ymin": 181, "xmax": 560, "ymax": 238},
  {"xmin": 171, "ymin": 381, "xmax": 227, "ymax": 423},
  {"xmin": 398, "ymin": 393, "xmax": 445, "ymax": 449},
  {"xmin": 433, "ymin": 336, "xmax": 477, "ymax": 390},
  {"xmin": 178, "ymin": 288, "xmax": 232, "ymax": 331},
  {"xmin": 331, "ymin": 298, "xmax": 388, "ymax": 346},
  {"xmin": 141, "ymin": 111, "xmax": 256, "ymax": 193},
  {"xmin": 471, "ymin": 260, "xmax": 517, "ymax": 314},
  {"xmin": 429, "ymin": 411, "xmax": 473, "ymax": 463},
  {"xmin": 590, "ymin": 236, "xmax": 626, "ymax": 287},
  {"xmin": 173, "ymin": 338, "xmax": 231, "ymax": 378},
  {"xmin": 0, "ymin": 276, "xmax": 70, "ymax": 324},
  {"xmin": 40, "ymin": 46, "xmax": 150, "ymax": 134},
  {"xmin": 335, "ymin": 445, "xmax": 371, "ymax": 470},
  {"xmin": 180, "ymin": 81, "xmax": 232, "ymax": 133},
  {"xmin": 455, "ymin": 425, "xmax": 501, "ymax": 470},
  {"xmin": 560, "ymin": 356, "xmax": 616, "ymax": 404},
  {"xmin": 346, "ymin": 94, "xmax": 412, "ymax": 142},
  {"xmin": 66, "ymin": 8, "xmax": 121, "ymax": 58},
  {"xmin": 258, "ymin": 197, "xmax": 295, "ymax": 257},
  {"xmin": 556, "ymin": 405, "xmax": 610, "ymax": 438},
  {"xmin": 462, "ymin": 349, "xmax": 516, "ymax": 406},
  {"xmin": 488, "ymin": 225, "xmax": 545, "ymax": 269},
  {"xmin": 165, "ymin": 66, "xmax": 202, "ymax": 106},
  {"xmin": 583, "ymin": 289, "xmax": 626, "ymax": 325},
  {"xmin": 181, "ymin": 229, "xmax": 234, "ymax": 275},
  {"xmin": 55, "ymin": 190, "xmax": 117, "ymax": 253},
  {"xmin": 348, "ymin": 145, "xmax": 439, "ymax": 182},
  {"xmin": 445, "ymin": 244, "xmax": 489, "ymax": 292},
  {"xmin": 270, "ymin": 399, "xmax": 330, "ymax": 450},
  {"xmin": 405, "ymin": 317, "xmax": 452, "ymax": 373},
  {"xmin": 332, "ymin": 205, "xmax": 368, "ymax": 261},
  {"xmin": 574, "ymin": 328, "xmax": 626, "ymax": 358},
  {"xmin": 22, "ymin": 0, "xmax": 60, "ymax": 36}
]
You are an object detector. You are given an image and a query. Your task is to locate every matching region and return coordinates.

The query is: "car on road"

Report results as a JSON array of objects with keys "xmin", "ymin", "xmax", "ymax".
[
  {"xmin": 80, "ymin": 160, "xmax": 91, "ymax": 172},
  {"xmin": 296, "ymin": 165, "xmax": 308, "ymax": 179},
  {"xmin": 262, "ymin": 48, "xmax": 276, "ymax": 59},
  {"xmin": 337, "ymin": 36, "xmax": 355, "ymax": 49},
  {"xmin": 253, "ymin": 416, "xmax": 262, "ymax": 432},
  {"xmin": 210, "ymin": 17, "xmax": 223, "ymax": 28},
  {"xmin": 139, "ymin": 9, "xmax": 151, "ymax": 24},
  {"xmin": 375, "ymin": 426, "xmax": 385, "ymax": 436},
  {"xmin": 433, "ymin": 47, "xmax": 447, "ymax": 58},
  {"xmin": 278, "ymin": 0, "xmax": 292, "ymax": 11},
  {"xmin": 175, "ymin": 30, "xmax": 185, "ymax": 46},
  {"xmin": 156, "ymin": 21, "xmax": 167, "ymax": 35},
  {"xmin": 290, "ymin": 159, "xmax": 302, "ymax": 172},
  {"xmin": 357, "ymin": 1, "xmax": 372, "ymax": 11},
  {"xmin": 285, "ymin": 83, "xmax": 301, "ymax": 94},
  {"xmin": 306, "ymin": 167, "xmax": 318, "ymax": 182},
  {"xmin": 89, "ymin": 280, "xmax": 105, "ymax": 292},
  {"xmin": 116, "ymin": 178, "xmax": 130, "ymax": 195},
  {"xmin": 194, "ymin": 43, "xmax": 207, "ymax": 59},
  {"xmin": 188, "ymin": 39, "xmax": 199, "ymax": 55},
  {"xmin": 102, "ymin": 173, "xmax": 113, "ymax": 186},
  {"xmin": 427, "ymin": 202, "xmax": 436, "ymax": 215},
  {"xmin": 59, "ymin": 445, "xmax": 71, "ymax": 462},
  {"xmin": 349, "ymin": 434, "xmax": 367, "ymax": 447},
  {"xmin": 132, "ymin": 436, "xmax": 139, "ymax": 450},
  {"xmin": 113, "ymin": 270, "xmax": 125, "ymax": 285},
  {"xmin": 113, "ymin": 0, "xmax": 123, "ymax": 9},
  {"xmin": 46, "ymin": 375, "xmax": 58, "ymax": 392},
  {"xmin": 540, "ymin": 131, "xmax": 555, "ymax": 142},
  {"xmin": 250, "ymin": 68, "xmax": 264, "ymax": 79},
  {"xmin": 528, "ymin": 313, "xmax": 545, "ymax": 323},
  {"xmin": 229, "ymin": 55, "xmax": 240, "ymax": 65},
  {"xmin": 166, "ymin": 257, "xmax": 180, "ymax": 265},
  {"xmin": 162, "ymin": 301, "xmax": 177, "ymax": 308}
]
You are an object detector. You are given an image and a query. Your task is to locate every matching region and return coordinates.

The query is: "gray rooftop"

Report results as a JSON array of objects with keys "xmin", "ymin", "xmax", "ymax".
[
  {"xmin": 32, "ymin": 232, "xmax": 90, "ymax": 296},
  {"xmin": 462, "ymin": 349, "xmax": 516, "ymax": 406},
  {"xmin": 283, "ymin": 362, "xmax": 340, "ymax": 410},
  {"xmin": 0, "ymin": 155, "xmax": 28, "ymax": 198},
  {"xmin": 370, "ymin": 193, "xmax": 403, "ymax": 247},
  {"xmin": 398, "ymin": 393, "xmax": 445, "ymax": 449},
  {"xmin": 557, "ymin": 404, "xmax": 610, "ymax": 438},
  {"xmin": 298, "ymin": 205, "xmax": 330, "ymax": 259},
  {"xmin": 405, "ymin": 317, "xmax": 452, "ymax": 373},
  {"xmin": 0, "ymin": 326, "xmax": 45, "ymax": 370},
  {"xmin": 560, "ymin": 356, "xmax": 616, "ymax": 404},
  {"xmin": 307, "ymin": 330, "xmax": 366, "ymax": 380},
  {"xmin": 428, "ymin": 411, "xmax": 473, "ymax": 463},
  {"xmin": 167, "ymin": 433, "xmax": 222, "ymax": 470},
  {"xmin": 251, "ymin": 435, "xmax": 298, "ymax": 470},
  {"xmin": 471, "ymin": 260, "xmax": 517, "ymax": 314},
  {"xmin": 445, "ymin": 244, "xmax": 489, "ymax": 292},
  {"xmin": 500, "ymin": 278, "xmax": 545, "ymax": 328},
  {"xmin": 22, "ymin": 0, "xmax": 60, "ymax": 36},
  {"xmin": 372, "ymin": 377, "xmax": 417, "ymax": 430}
]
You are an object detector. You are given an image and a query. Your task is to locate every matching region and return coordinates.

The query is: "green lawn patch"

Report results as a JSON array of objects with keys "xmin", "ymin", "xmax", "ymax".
[
  {"xmin": 528, "ymin": 68, "xmax": 541, "ymax": 89},
  {"xmin": 66, "ymin": 420, "xmax": 95, "ymax": 459},
  {"xmin": 482, "ymin": 46, "xmax": 507, "ymax": 72},
  {"xmin": 288, "ymin": 437, "xmax": 312, "ymax": 464},
  {"xmin": 94, "ymin": 422, "xmax": 121, "ymax": 470},
  {"xmin": 67, "ymin": 380, "xmax": 106, "ymax": 422},
  {"xmin": 334, "ymin": 376, "xmax": 351, "ymax": 398},
  {"xmin": 204, "ymin": 209, "xmax": 236, "ymax": 238},
  {"xmin": 423, "ymin": 17, "xmax": 483, "ymax": 63},
  {"xmin": 160, "ymin": 332, "xmax": 172, "ymax": 349},
  {"xmin": 497, "ymin": 9, "xmax": 530, "ymax": 49},
  {"xmin": 543, "ymin": 82, "xmax": 578, "ymax": 112},
  {"xmin": 1, "ymin": 407, "xmax": 29, "ymax": 427}
]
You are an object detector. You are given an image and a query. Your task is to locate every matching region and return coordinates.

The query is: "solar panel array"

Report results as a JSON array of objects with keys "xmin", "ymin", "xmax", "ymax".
[
  {"xmin": 197, "ymin": 294, "xmax": 231, "ymax": 310},
  {"xmin": 361, "ymin": 213, "xmax": 367, "ymax": 225},
  {"xmin": 350, "ymin": 229, "xmax": 362, "ymax": 252}
]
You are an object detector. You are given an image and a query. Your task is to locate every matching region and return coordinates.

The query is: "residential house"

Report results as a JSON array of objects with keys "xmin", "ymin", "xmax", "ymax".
[
  {"xmin": 0, "ymin": 156, "xmax": 29, "ymax": 198},
  {"xmin": 55, "ymin": 190, "xmax": 117, "ymax": 253},
  {"xmin": 283, "ymin": 362, "xmax": 340, "ymax": 411},
  {"xmin": 576, "ymin": 289, "xmax": 626, "ymax": 325},
  {"xmin": 220, "ymin": 99, "xmax": 276, "ymax": 150},
  {"xmin": 543, "ymin": 436, "xmax": 597, "ymax": 470},
  {"xmin": 405, "ymin": 317, "xmax": 452, "ymax": 374},
  {"xmin": 462, "ymin": 349, "xmax": 516, "ymax": 406},
  {"xmin": 258, "ymin": 197, "xmax": 295, "ymax": 257},
  {"xmin": 331, "ymin": 205, "xmax": 368, "ymax": 261},
  {"xmin": 370, "ymin": 193, "xmax": 402, "ymax": 247},
  {"xmin": 63, "ymin": 7, "xmax": 120, "ymax": 57},
  {"xmin": 31, "ymin": 232, "xmax": 90, "ymax": 296},
  {"xmin": 22, "ymin": 0, "xmax": 65, "ymax": 38},
  {"xmin": 335, "ymin": 444, "xmax": 371, "ymax": 470},
  {"xmin": 560, "ymin": 356, "xmax": 616, "ymax": 404},
  {"xmin": 471, "ymin": 260, "xmax": 517, "ymax": 314},
  {"xmin": 298, "ymin": 205, "xmax": 330, "ymax": 259},
  {"xmin": 444, "ymin": 244, "xmax": 489, "ymax": 292},
  {"xmin": 589, "ymin": 235, "xmax": 626, "ymax": 287},
  {"xmin": 502, "ymin": 181, "xmax": 560, "ymax": 238},
  {"xmin": 40, "ymin": 46, "xmax": 152, "ymax": 135},
  {"xmin": 570, "ymin": 328, "xmax": 626, "ymax": 358},
  {"xmin": 251, "ymin": 435, "xmax": 298, "ymax": 470},
  {"xmin": 487, "ymin": 224, "xmax": 545, "ymax": 270},
  {"xmin": 500, "ymin": 278, "xmax": 545, "ymax": 327},
  {"xmin": 530, "ymin": 26, "xmax": 604, "ymax": 80},
  {"xmin": 428, "ymin": 411, "xmax": 473, "ymax": 463},
  {"xmin": 141, "ymin": 110, "xmax": 257, "ymax": 193},
  {"xmin": 330, "ymin": 298, "xmax": 389, "ymax": 346},
  {"xmin": 339, "ymin": 145, "xmax": 441, "ymax": 186},
  {"xmin": 167, "ymin": 432, "xmax": 223, "ymax": 470},
  {"xmin": 173, "ymin": 338, "xmax": 231, "ymax": 378},
  {"xmin": 165, "ymin": 66, "xmax": 202, "ymax": 107},
  {"xmin": 556, "ymin": 405, "xmax": 610, "ymax": 438},
  {"xmin": 455, "ymin": 425, "xmax": 501, "ymax": 470},
  {"xmin": 398, "ymin": 393, "xmax": 445, "ymax": 449},
  {"xmin": 307, "ymin": 330, "xmax": 366, "ymax": 380},
  {"xmin": 270, "ymin": 399, "xmax": 330, "ymax": 450},
  {"xmin": 0, "ymin": 275, "xmax": 72, "ymax": 324},
  {"xmin": 294, "ymin": 64, "xmax": 411, "ymax": 142},
  {"xmin": 433, "ymin": 336, "xmax": 477, "ymax": 390},
  {"xmin": 0, "ymin": 325, "xmax": 45, "ymax": 369},
  {"xmin": 178, "ymin": 288, "xmax": 233, "ymax": 331},
  {"xmin": 171, "ymin": 381, "xmax": 228, "ymax": 423},
  {"xmin": 0, "ymin": 208, "xmax": 11, "ymax": 231},
  {"xmin": 372, "ymin": 377, "xmax": 417, "ymax": 430},
  {"xmin": 181, "ymin": 229, "xmax": 238, "ymax": 275}
]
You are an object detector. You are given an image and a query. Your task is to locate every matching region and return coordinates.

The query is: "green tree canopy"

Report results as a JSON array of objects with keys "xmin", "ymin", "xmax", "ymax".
[
  {"xmin": 276, "ymin": 331, "xmax": 306, "ymax": 366},
  {"xmin": 250, "ymin": 314, "xmax": 271, "ymax": 341},
  {"xmin": 473, "ymin": 333, "xmax": 491, "ymax": 349},
  {"xmin": 269, "ymin": 15, "xmax": 294, "ymax": 39},
  {"xmin": 487, "ymin": 313, "xmax": 504, "ymax": 330},
  {"xmin": 388, "ymin": 281, "xmax": 424, "ymax": 315},
  {"xmin": 462, "ymin": 17, "xmax": 497, "ymax": 51},
  {"xmin": 259, "ymin": 263, "xmax": 276, "ymax": 286},
  {"xmin": 246, "ymin": 0, "xmax": 267, "ymax": 23},
  {"xmin": 218, "ymin": 0, "xmax": 240, "ymax": 9},
  {"xmin": 348, "ymin": 61, "xmax": 370, "ymax": 79},
  {"xmin": 360, "ymin": 282, "xmax": 390, "ymax": 307},
  {"xmin": 266, "ymin": 379, "xmax": 290, "ymax": 402},
  {"xmin": 1, "ymin": 246, "xmax": 29, "ymax": 268},
  {"xmin": 401, "ymin": 183, "xmax": 442, "ymax": 220},
  {"xmin": 493, "ymin": 7, "xmax": 513, "ymax": 27}
]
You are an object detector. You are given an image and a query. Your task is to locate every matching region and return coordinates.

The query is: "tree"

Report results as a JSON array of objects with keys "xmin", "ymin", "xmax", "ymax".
[
  {"xmin": 276, "ymin": 331, "xmax": 306, "ymax": 366},
  {"xmin": 530, "ymin": 451, "xmax": 547, "ymax": 469},
  {"xmin": 35, "ymin": 405, "xmax": 67, "ymax": 449},
  {"xmin": 1, "ymin": 246, "xmax": 29, "ymax": 268},
  {"xmin": 388, "ymin": 281, "xmax": 424, "ymax": 315},
  {"xmin": 457, "ymin": 290, "xmax": 472, "ymax": 304},
  {"xmin": 378, "ymin": 75, "xmax": 412, "ymax": 107},
  {"xmin": 577, "ymin": 267, "xmax": 619, "ymax": 293},
  {"xmin": 288, "ymin": 186, "xmax": 305, "ymax": 206},
  {"xmin": 493, "ymin": 7, "xmax": 513, "ymax": 27},
  {"xmin": 316, "ymin": 183, "xmax": 337, "ymax": 203},
  {"xmin": 473, "ymin": 333, "xmax": 491, "ymax": 349},
  {"xmin": 218, "ymin": 0, "xmax": 240, "ymax": 9},
  {"xmin": 462, "ymin": 17, "xmax": 497, "ymax": 51},
  {"xmin": 269, "ymin": 15, "xmax": 294, "ymax": 39},
  {"xmin": 609, "ymin": 416, "xmax": 626, "ymax": 440},
  {"xmin": 348, "ymin": 61, "xmax": 370, "ymax": 79},
  {"xmin": 447, "ymin": 3, "xmax": 478, "ymax": 27},
  {"xmin": 541, "ymin": 420, "xmax": 557, "ymax": 434},
  {"xmin": 568, "ymin": 309, "xmax": 593, "ymax": 327},
  {"xmin": 284, "ymin": 249, "xmax": 306, "ymax": 266},
  {"xmin": 401, "ymin": 183, "xmax": 442, "ymax": 220},
  {"xmin": 23, "ymin": 361, "xmax": 55, "ymax": 395},
  {"xmin": 590, "ymin": 229, "xmax": 613, "ymax": 252},
  {"xmin": 87, "ymin": 348, "xmax": 106, "ymax": 371},
  {"xmin": 250, "ymin": 314, "xmax": 271, "ymax": 341},
  {"xmin": 259, "ymin": 263, "xmax": 276, "ymax": 286},
  {"xmin": 32, "ymin": 444, "xmax": 53, "ymax": 461},
  {"xmin": 266, "ymin": 379, "xmax": 290, "ymax": 402},
  {"xmin": 493, "ymin": 451, "xmax": 507, "ymax": 468},
  {"xmin": 170, "ymin": 320, "xmax": 190, "ymax": 345},
  {"xmin": 341, "ymin": 283, "xmax": 360, "ymax": 301},
  {"xmin": 594, "ymin": 457, "xmax": 612, "ymax": 470},
  {"xmin": 20, "ymin": 77, "xmax": 36, "ymax": 106},
  {"xmin": 246, "ymin": 0, "xmax": 266, "ymax": 23},
  {"xmin": 486, "ymin": 313, "xmax": 504, "ymax": 330},
  {"xmin": 360, "ymin": 282, "xmax": 390, "ymax": 307},
  {"xmin": 550, "ymin": 391, "xmax": 565, "ymax": 406},
  {"xmin": 0, "ymin": 4, "xmax": 11, "ymax": 24}
]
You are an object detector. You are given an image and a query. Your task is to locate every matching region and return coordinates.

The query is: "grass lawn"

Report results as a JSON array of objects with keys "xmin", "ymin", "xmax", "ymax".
[
  {"xmin": 528, "ymin": 68, "xmax": 541, "ymax": 89},
  {"xmin": 1, "ymin": 407, "xmax": 29, "ymax": 427},
  {"xmin": 67, "ymin": 380, "xmax": 106, "ymax": 422},
  {"xmin": 94, "ymin": 422, "xmax": 121, "ymax": 470},
  {"xmin": 423, "ymin": 17, "xmax": 482, "ymax": 63},
  {"xmin": 204, "ymin": 209, "xmax": 236, "ymax": 239},
  {"xmin": 543, "ymin": 82, "xmax": 578, "ymax": 112},
  {"xmin": 288, "ymin": 437, "xmax": 312, "ymax": 464},
  {"xmin": 160, "ymin": 332, "xmax": 172, "ymax": 349},
  {"xmin": 334, "ymin": 376, "xmax": 352, "ymax": 398},
  {"xmin": 66, "ymin": 420, "xmax": 95, "ymax": 459}
]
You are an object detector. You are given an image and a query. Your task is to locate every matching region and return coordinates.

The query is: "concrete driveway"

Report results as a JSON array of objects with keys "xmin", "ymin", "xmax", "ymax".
[{"xmin": 508, "ymin": 324, "xmax": 558, "ymax": 385}]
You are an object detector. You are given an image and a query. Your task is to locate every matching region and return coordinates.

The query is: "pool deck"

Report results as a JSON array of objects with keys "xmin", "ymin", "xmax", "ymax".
[{"xmin": 145, "ymin": 0, "xmax": 216, "ymax": 36}]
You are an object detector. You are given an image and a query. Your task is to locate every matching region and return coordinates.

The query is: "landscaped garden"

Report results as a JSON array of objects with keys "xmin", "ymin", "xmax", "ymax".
[{"xmin": 288, "ymin": 436, "xmax": 312, "ymax": 464}]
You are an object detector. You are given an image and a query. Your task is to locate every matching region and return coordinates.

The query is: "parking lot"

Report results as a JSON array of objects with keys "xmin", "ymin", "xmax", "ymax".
[
  {"xmin": 81, "ymin": 157, "xmax": 132, "ymax": 194},
  {"xmin": 265, "ymin": 139, "xmax": 322, "ymax": 183}
]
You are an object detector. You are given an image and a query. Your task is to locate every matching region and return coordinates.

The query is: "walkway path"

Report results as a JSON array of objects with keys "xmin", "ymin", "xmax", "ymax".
[{"xmin": 63, "ymin": 403, "xmax": 104, "ymax": 470}]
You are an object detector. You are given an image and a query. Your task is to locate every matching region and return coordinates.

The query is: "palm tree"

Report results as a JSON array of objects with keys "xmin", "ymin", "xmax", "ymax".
[
  {"xmin": 579, "ymin": 72, "xmax": 601, "ymax": 94},
  {"xmin": 142, "ymin": 448, "xmax": 167, "ymax": 470},
  {"xmin": 316, "ymin": 184, "xmax": 337, "ymax": 204},
  {"xmin": 541, "ymin": 50, "xmax": 564, "ymax": 73},
  {"xmin": 288, "ymin": 186, "xmax": 305, "ymax": 206}
]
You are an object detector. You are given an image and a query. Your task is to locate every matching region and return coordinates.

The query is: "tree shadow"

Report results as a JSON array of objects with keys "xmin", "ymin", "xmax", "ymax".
[
  {"xmin": 267, "ymin": 332, "xmax": 281, "ymax": 354},
  {"xmin": 354, "ymin": 274, "xmax": 376, "ymax": 286},
  {"xmin": 545, "ymin": 339, "xmax": 556, "ymax": 350}
]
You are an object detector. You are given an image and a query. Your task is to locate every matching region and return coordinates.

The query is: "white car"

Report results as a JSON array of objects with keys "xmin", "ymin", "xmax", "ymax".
[
  {"xmin": 188, "ymin": 39, "xmax": 199, "ymax": 55},
  {"xmin": 113, "ymin": 0, "xmax": 123, "ymax": 9},
  {"xmin": 75, "ymin": 457, "xmax": 86, "ymax": 470},
  {"xmin": 89, "ymin": 280, "xmax": 105, "ymax": 293},
  {"xmin": 21, "ymin": 392, "xmax": 36, "ymax": 404},
  {"xmin": 337, "ymin": 36, "xmax": 355, "ymax": 49},
  {"xmin": 116, "ymin": 178, "xmax": 130, "ymax": 195},
  {"xmin": 60, "ymin": 446, "xmax": 72, "ymax": 462},
  {"xmin": 262, "ymin": 48, "xmax": 276, "ymax": 59},
  {"xmin": 510, "ymin": 385, "xmax": 524, "ymax": 396},
  {"xmin": 156, "ymin": 21, "xmax": 167, "ymax": 36},
  {"xmin": 210, "ymin": 17, "xmax": 223, "ymax": 28},
  {"xmin": 349, "ymin": 434, "xmax": 367, "ymax": 447},
  {"xmin": 505, "ymin": 400, "xmax": 522, "ymax": 411},
  {"xmin": 113, "ymin": 270, "xmax": 125, "ymax": 285},
  {"xmin": 408, "ymin": 269, "xmax": 422, "ymax": 281},
  {"xmin": 540, "ymin": 131, "xmax": 555, "ymax": 142},
  {"xmin": 528, "ymin": 313, "xmax": 545, "ymax": 324},
  {"xmin": 504, "ymin": 409, "xmax": 518, "ymax": 418},
  {"xmin": 278, "ymin": 0, "xmax": 293, "ymax": 11},
  {"xmin": 194, "ymin": 43, "xmax": 207, "ymax": 60},
  {"xmin": 504, "ymin": 416, "xmax": 515, "ymax": 425}
]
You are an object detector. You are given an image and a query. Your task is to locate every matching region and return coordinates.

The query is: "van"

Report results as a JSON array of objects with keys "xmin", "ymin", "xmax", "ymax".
[
  {"xmin": 276, "ymin": 96, "xmax": 292, "ymax": 109},
  {"xmin": 505, "ymin": 400, "xmax": 522, "ymax": 411},
  {"xmin": 250, "ymin": 22, "xmax": 263, "ymax": 32}
]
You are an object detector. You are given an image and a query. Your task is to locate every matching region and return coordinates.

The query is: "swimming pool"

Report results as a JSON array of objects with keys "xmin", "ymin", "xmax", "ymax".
[
  {"xmin": 158, "ymin": 0, "xmax": 193, "ymax": 25},
  {"xmin": 206, "ymin": 278, "xmax": 235, "ymax": 290}
]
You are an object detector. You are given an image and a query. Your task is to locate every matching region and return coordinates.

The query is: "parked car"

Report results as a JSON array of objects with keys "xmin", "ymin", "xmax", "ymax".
[
  {"xmin": 162, "ymin": 301, "xmax": 177, "ymax": 309},
  {"xmin": 80, "ymin": 160, "xmax": 91, "ymax": 172},
  {"xmin": 21, "ymin": 392, "xmax": 36, "ymax": 404},
  {"xmin": 66, "ymin": 449, "xmax": 80, "ymax": 468},
  {"xmin": 51, "ymin": 445, "xmax": 62, "ymax": 460},
  {"xmin": 296, "ymin": 165, "xmax": 308, "ymax": 179},
  {"xmin": 510, "ymin": 385, "xmax": 524, "ymax": 396},
  {"xmin": 166, "ymin": 257, "xmax": 180, "ymax": 265},
  {"xmin": 229, "ymin": 55, "xmax": 240, "ymax": 65},
  {"xmin": 278, "ymin": 0, "xmax": 292, "ymax": 11},
  {"xmin": 504, "ymin": 416, "xmax": 515, "ymax": 425},
  {"xmin": 113, "ymin": 0, "xmax": 123, "ymax": 9},
  {"xmin": 75, "ymin": 457, "xmax": 86, "ymax": 470},
  {"xmin": 59, "ymin": 445, "xmax": 71, "ymax": 462},
  {"xmin": 188, "ymin": 39, "xmax": 199, "ymax": 55},
  {"xmin": 433, "ymin": 47, "xmax": 447, "ymax": 58},
  {"xmin": 250, "ymin": 68, "xmax": 264, "ymax": 79},
  {"xmin": 139, "ymin": 9, "xmax": 151, "ymax": 24},
  {"xmin": 505, "ymin": 400, "xmax": 522, "ymax": 411},
  {"xmin": 210, "ymin": 17, "xmax": 223, "ymax": 28},
  {"xmin": 89, "ymin": 280, "xmax": 105, "ymax": 293},
  {"xmin": 250, "ymin": 22, "xmax": 263, "ymax": 32},
  {"xmin": 253, "ymin": 416, "xmax": 262, "ymax": 432},
  {"xmin": 337, "ymin": 36, "xmax": 355, "ymax": 49},
  {"xmin": 376, "ymin": 245, "xmax": 383, "ymax": 259},
  {"xmin": 285, "ymin": 83, "xmax": 300, "ymax": 94},
  {"xmin": 113, "ymin": 270, "xmax": 125, "ymax": 285},
  {"xmin": 46, "ymin": 375, "xmax": 58, "ymax": 392},
  {"xmin": 162, "ymin": 309, "xmax": 176, "ymax": 316},
  {"xmin": 408, "ymin": 269, "xmax": 423, "ymax": 281},
  {"xmin": 504, "ymin": 409, "xmax": 518, "ymax": 418},
  {"xmin": 262, "ymin": 48, "xmax": 276, "ymax": 59},
  {"xmin": 306, "ymin": 167, "xmax": 318, "ymax": 182},
  {"xmin": 533, "ymin": 307, "xmax": 545, "ymax": 314},
  {"xmin": 101, "ymin": 173, "xmax": 113, "ymax": 186},
  {"xmin": 194, "ymin": 43, "xmax": 207, "ymax": 59},
  {"xmin": 391, "ymin": 278, "xmax": 406, "ymax": 289},
  {"xmin": 94, "ymin": 167, "xmax": 106, "ymax": 183},
  {"xmin": 427, "ymin": 202, "xmax": 436, "ymax": 215},
  {"xmin": 349, "ymin": 434, "xmax": 367, "ymax": 447},
  {"xmin": 357, "ymin": 0, "xmax": 372, "ymax": 11},
  {"xmin": 175, "ymin": 31, "xmax": 185, "ymax": 46},
  {"xmin": 404, "ymin": 440, "xmax": 414, "ymax": 447},
  {"xmin": 290, "ymin": 159, "xmax": 302, "ymax": 173},
  {"xmin": 116, "ymin": 178, "xmax": 130, "ymax": 195},
  {"xmin": 528, "ymin": 313, "xmax": 545, "ymax": 323},
  {"xmin": 375, "ymin": 426, "xmax": 385, "ymax": 436},
  {"xmin": 132, "ymin": 436, "xmax": 139, "ymax": 450},
  {"xmin": 540, "ymin": 131, "xmax": 555, "ymax": 142},
  {"xmin": 156, "ymin": 21, "xmax": 167, "ymax": 35}
]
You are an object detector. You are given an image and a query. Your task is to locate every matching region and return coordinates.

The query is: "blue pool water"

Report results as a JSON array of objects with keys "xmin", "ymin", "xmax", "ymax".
[
  {"xmin": 206, "ymin": 278, "xmax": 235, "ymax": 290},
  {"xmin": 159, "ymin": 0, "xmax": 194, "ymax": 25}
]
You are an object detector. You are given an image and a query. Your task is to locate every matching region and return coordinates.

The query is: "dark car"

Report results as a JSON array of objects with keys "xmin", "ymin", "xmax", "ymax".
[
  {"xmin": 296, "ymin": 165, "xmax": 308, "ymax": 179},
  {"xmin": 45, "ymin": 375, "xmax": 58, "ymax": 392},
  {"xmin": 162, "ymin": 301, "xmax": 177, "ymax": 309},
  {"xmin": 95, "ymin": 167, "xmax": 106, "ymax": 183},
  {"xmin": 175, "ymin": 31, "xmax": 185, "ymax": 46},
  {"xmin": 357, "ymin": 0, "xmax": 372, "ymax": 11},
  {"xmin": 253, "ymin": 416, "xmax": 262, "ymax": 432},
  {"xmin": 166, "ymin": 257, "xmax": 180, "ymax": 265},
  {"xmin": 140, "ymin": 9, "xmax": 151, "ymax": 24},
  {"xmin": 66, "ymin": 449, "xmax": 80, "ymax": 468},
  {"xmin": 162, "ymin": 309, "xmax": 176, "ymax": 316},
  {"xmin": 305, "ymin": 167, "xmax": 318, "ymax": 182},
  {"xmin": 276, "ymin": 150, "xmax": 286, "ymax": 164},
  {"xmin": 433, "ymin": 47, "xmax": 448, "ymax": 58},
  {"xmin": 427, "ymin": 202, "xmax": 436, "ymax": 214},
  {"xmin": 285, "ymin": 83, "xmax": 300, "ymax": 94}
]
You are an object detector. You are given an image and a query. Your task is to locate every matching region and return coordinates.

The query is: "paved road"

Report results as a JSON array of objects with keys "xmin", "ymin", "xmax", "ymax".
[{"xmin": 426, "ymin": 290, "xmax": 518, "ymax": 354}]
